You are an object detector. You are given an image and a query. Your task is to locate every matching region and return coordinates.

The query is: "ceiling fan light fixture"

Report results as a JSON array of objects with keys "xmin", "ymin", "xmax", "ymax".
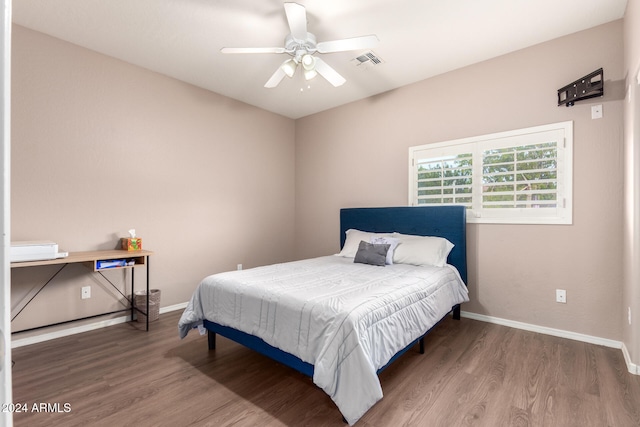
[
  {"xmin": 304, "ymin": 68, "xmax": 318, "ymax": 81},
  {"xmin": 301, "ymin": 54, "xmax": 316, "ymax": 71},
  {"xmin": 281, "ymin": 59, "xmax": 298, "ymax": 78}
]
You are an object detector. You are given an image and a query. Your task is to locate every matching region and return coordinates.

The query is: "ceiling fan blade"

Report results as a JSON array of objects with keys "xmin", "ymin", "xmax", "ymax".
[
  {"xmin": 284, "ymin": 2, "xmax": 307, "ymax": 40},
  {"xmin": 221, "ymin": 47, "xmax": 286, "ymax": 54},
  {"xmin": 314, "ymin": 57, "xmax": 346, "ymax": 87},
  {"xmin": 316, "ymin": 35, "xmax": 379, "ymax": 53},
  {"xmin": 264, "ymin": 64, "xmax": 288, "ymax": 88}
]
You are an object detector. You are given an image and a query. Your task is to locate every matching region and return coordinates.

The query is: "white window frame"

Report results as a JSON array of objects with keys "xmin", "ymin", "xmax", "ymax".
[{"xmin": 409, "ymin": 121, "xmax": 573, "ymax": 225}]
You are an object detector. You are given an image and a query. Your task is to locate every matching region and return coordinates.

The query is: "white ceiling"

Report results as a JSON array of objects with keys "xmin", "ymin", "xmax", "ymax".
[{"xmin": 12, "ymin": 0, "xmax": 628, "ymax": 119}]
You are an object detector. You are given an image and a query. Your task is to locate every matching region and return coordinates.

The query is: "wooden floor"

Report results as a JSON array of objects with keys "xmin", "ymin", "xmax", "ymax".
[{"xmin": 11, "ymin": 311, "xmax": 640, "ymax": 427}]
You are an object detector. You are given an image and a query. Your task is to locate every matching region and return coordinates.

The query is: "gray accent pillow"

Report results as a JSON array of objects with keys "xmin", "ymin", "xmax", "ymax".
[{"xmin": 354, "ymin": 240, "xmax": 390, "ymax": 266}]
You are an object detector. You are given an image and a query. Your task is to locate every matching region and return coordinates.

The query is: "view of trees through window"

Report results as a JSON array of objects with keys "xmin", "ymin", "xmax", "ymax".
[
  {"xmin": 416, "ymin": 141, "xmax": 558, "ymax": 209},
  {"xmin": 482, "ymin": 141, "xmax": 558, "ymax": 208},
  {"xmin": 416, "ymin": 153, "xmax": 473, "ymax": 207}
]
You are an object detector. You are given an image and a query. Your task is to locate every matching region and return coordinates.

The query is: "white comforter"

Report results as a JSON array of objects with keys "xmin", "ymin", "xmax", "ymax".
[{"xmin": 178, "ymin": 256, "xmax": 469, "ymax": 425}]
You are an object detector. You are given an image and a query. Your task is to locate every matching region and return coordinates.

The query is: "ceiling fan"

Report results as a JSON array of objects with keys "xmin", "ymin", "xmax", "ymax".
[{"xmin": 221, "ymin": 2, "xmax": 379, "ymax": 88}]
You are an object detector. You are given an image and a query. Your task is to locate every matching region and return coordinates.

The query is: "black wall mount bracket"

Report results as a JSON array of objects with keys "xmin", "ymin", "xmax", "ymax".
[{"xmin": 557, "ymin": 68, "xmax": 603, "ymax": 107}]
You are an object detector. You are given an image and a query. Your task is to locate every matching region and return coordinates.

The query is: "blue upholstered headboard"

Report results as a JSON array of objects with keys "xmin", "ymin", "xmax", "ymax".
[{"xmin": 340, "ymin": 206, "xmax": 467, "ymax": 284}]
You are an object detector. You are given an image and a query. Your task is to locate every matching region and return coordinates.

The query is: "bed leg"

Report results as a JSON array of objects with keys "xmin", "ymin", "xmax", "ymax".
[
  {"xmin": 208, "ymin": 331, "xmax": 216, "ymax": 350},
  {"xmin": 452, "ymin": 304, "xmax": 461, "ymax": 320},
  {"xmin": 419, "ymin": 338, "xmax": 425, "ymax": 354}
]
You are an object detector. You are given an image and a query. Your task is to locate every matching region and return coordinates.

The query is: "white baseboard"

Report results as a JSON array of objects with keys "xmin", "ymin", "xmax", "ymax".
[
  {"xmin": 461, "ymin": 311, "xmax": 640, "ymax": 376},
  {"xmin": 11, "ymin": 302, "xmax": 189, "ymax": 348},
  {"xmin": 622, "ymin": 342, "xmax": 640, "ymax": 375},
  {"xmin": 460, "ymin": 311, "xmax": 622, "ymax": 348},
  {"xmin": 159, "ymin": 302, "xmax": 189, "ymax": 313}
]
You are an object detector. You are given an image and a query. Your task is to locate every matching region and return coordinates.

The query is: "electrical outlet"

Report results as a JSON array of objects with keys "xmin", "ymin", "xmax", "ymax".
[
  {"xmin": 81, "ymin": 286, "xmax": 91, "ymax": 299},
  {"xmin": 237, "ymin": 264, "xmax": 243, "ymax": 271},
  {"xmin": 556, "ymin": 289, "xmax": 566, "ymax": 303}
]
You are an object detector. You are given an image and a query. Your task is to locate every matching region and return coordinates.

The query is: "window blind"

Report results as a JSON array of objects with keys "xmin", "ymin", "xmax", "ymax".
[{"xmin": 409, "ymin": 122, "xmax": 572, "ymax": 224}]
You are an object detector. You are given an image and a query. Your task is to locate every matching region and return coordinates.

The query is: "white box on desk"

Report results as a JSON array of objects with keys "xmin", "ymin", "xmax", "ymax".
[{"xmin": 10, "ymin": 241, "xmax": 65, "ymax": 262}]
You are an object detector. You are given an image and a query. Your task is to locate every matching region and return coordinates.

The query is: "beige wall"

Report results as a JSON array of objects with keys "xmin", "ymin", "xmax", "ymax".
[
  {"xmin": 295, "ymin": 21, "xmax": 625, "ymax": 341},
  {"xmin": 11, "ymin": 25, "xmax": 296, "ymax": 333},
  {"xmin": 623, "ymin": 0, "xmax": 640, "ymax": 367}
]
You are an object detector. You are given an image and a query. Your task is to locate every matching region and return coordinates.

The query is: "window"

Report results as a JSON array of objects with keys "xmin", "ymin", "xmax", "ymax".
[{"xmin": 409, "ymin": 121, "xmax": 573, "ymax": 224}]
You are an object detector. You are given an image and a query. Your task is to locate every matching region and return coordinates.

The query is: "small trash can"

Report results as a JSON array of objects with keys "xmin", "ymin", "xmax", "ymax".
[{"xmin": 134, "ymin": 289, "xmax": 161, "ymax": 323}]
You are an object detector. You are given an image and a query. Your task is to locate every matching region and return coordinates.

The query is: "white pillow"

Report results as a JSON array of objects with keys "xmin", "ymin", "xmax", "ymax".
[
  {"xmin": 392, "ymin": 232, "xmax": 455, "ymax": 267},
  {"xmin": 369, "ymin": 236, "xmax": 400, "ymax": 265},
  {"xmin": 337, "ymin": 229, "xmax": 393, "ymax": 258}
]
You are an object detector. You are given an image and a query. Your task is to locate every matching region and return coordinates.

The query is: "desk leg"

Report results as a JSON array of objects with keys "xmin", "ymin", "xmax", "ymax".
[
  {"xmin": 146, "ymin": 256, "xmax": 150, "ymax": 331},
  {"xmin": 131, "ymin": 266, "xmax": 135, "ymax": 322}
]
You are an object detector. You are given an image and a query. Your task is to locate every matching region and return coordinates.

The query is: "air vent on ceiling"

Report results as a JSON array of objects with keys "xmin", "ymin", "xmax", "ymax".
[{"xmin": 351, "ymin": 51, "xmax": 384, "ymax": 69}]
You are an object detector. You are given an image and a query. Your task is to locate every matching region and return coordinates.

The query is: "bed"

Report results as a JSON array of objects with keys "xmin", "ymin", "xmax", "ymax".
[{"xmin": 178, "ymin": 206, "xmax": 469, "ymax": 425}]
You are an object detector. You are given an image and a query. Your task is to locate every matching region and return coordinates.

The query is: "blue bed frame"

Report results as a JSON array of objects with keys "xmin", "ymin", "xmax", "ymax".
[{"xmin": 204, "ymin": 205, "xmax": 467, "ymax": 388}]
